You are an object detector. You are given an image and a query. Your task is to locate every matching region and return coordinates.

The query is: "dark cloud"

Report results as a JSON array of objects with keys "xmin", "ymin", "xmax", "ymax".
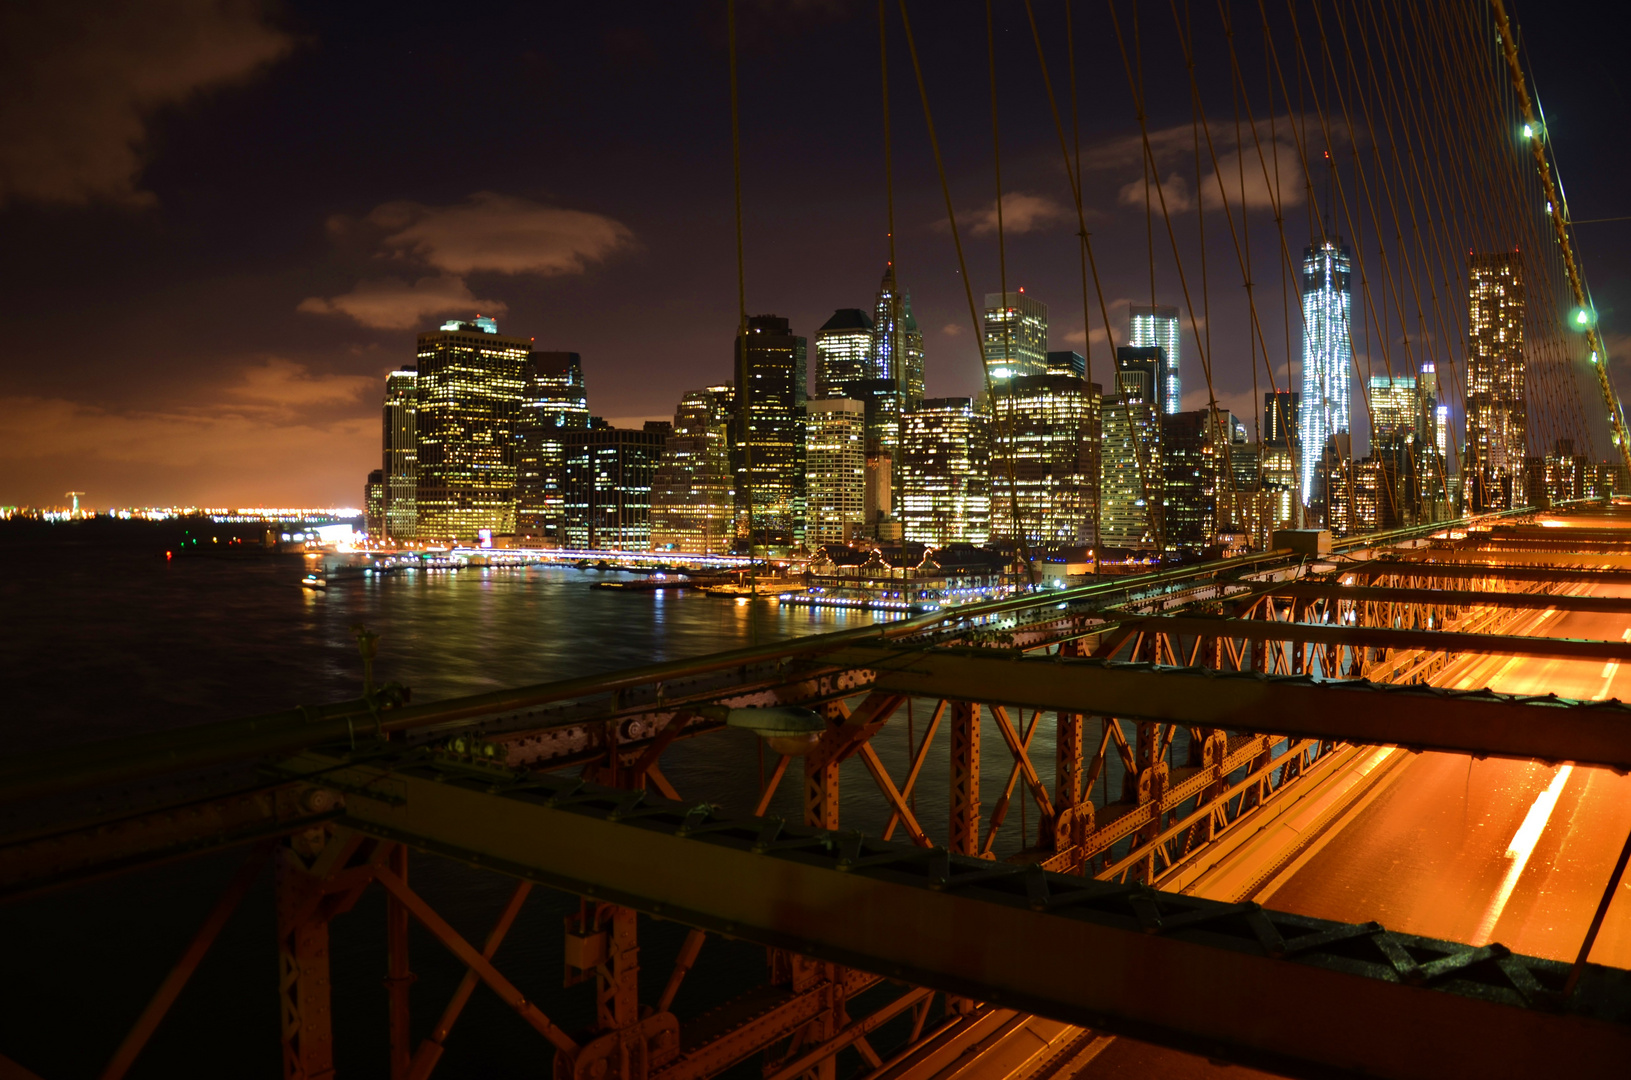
[{"xmin": 0, "ymin": 0, "xmax": 292, "ymax": 207}]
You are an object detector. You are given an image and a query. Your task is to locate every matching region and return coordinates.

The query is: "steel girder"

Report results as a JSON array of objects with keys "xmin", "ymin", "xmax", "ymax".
[
  {"xmin": 1118, "ymin": 615, "xmax": 1631, "ymax": 662},
  {"xmin": 1355, "ymin": 560, "xmax": 1631, "ymax": 585},
  {"xmin": 1266, "ymin": 582, "xmax": 1631, "ymax": 614},
  {"xmin": 284, "ymin": 752, "xmax": 1631, "ymax": 1080},
  {"xmin": 832, "ymin": 646, "xmax": 1631, "ymax": 768}
]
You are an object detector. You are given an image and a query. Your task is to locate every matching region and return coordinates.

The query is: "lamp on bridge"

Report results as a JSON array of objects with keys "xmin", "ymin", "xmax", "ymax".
[{"xmin": 696, "ymin": 704, "xmax": 825, "ymax": 755}]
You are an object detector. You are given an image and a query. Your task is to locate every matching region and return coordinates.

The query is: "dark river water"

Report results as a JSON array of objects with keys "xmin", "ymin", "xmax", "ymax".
[{"xmin": 0, "ymin": 536, "xmax": 1072, "ymax": 1079}]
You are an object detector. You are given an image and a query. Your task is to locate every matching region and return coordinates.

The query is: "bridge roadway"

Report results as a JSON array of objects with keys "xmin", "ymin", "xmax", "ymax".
[{"xmin": 1264, "ymin": 567, "xmax": 1631, "ymax": 971}]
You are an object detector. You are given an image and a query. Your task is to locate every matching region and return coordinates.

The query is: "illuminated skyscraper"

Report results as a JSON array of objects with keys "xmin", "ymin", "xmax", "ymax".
[
  {"xmin": 651, "ymin": 386, "xmax": 735, "ymax": 553},
  {"xmin": 1046, "ymin": 350, "xmax": 1086, "ymax": 377},
  {"xmin": 365, "ymin": 469, "xmax": 385, "ymax": 539},
  {"xmin": 814, "ymin": 309, "xmax": 874, "ymax": 399},
  {"xmin": 1465, "ymin": 252, "xmax": 1525, "ymax": 510},
  {"xmin": 1263, "ymin": 390, "xmax": 1299, "ymax": 449},
  {"xmin": 1100, "ymin": 348, "xmax": 1166, "ymax": 553},
  {"xmin": 805, "ymin": 398, "xmax": 867, "ymax": 544},
  {"xmin": 517, "ymin": 351, "xmax": 588, "ymax": 541},
  {"xmin": 1129, "ymin": 305, "xmax": 1181, "ymax": 415},
  {"xmin": 1298, "ymin": 240, "xmax": 1353, "ymax": 503},
  {"xmin": 563, "ymin": 422, "xmax": 668, "ymax": 550},
  {"xmin": 990, "ymin": 374, "xmax": 1101, "ymax": 549},
  {"xmin": 983, "ymin": 290, "xmax": 1048, "ymax": 380},
  {"xmin": 873, "ymin": 265, "xmax": 925, "ymax": 408},
  {"xmin": 1368, "ymin": 375, "xmax": 1418, "ymax": 443},
  {"xmin": 382, "ymin": 368, "xmax": 418, "ymax": 542},
  {"xmin": 1162, "ymin": 409, "xmax": 1232, "ymax": 554},
  {"xmin": 734, "ymin": 314, "xmax": 807, "ymax": 547},
  {"xmin": 901, "ymin": 398, "xmax": 991, "ymax": 546},
  {"xmin": 415, "ymin": 316, "xmax": 530, "ymax": 540}
]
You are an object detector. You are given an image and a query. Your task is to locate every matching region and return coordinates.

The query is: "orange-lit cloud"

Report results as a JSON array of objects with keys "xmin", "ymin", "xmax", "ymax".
[
  {"xmin": 966, "ymin": 192, "xmax": 1070, "ymax": 237},
  {"xmin": 361, "ymin": 191, "xmax": 634, "ymax": 276},
  {"xmin": 297, "ymin": 275, "xmax": 508, "ymax": 331},
  {"xmin": 0, "ymin": 360, "xmax": 379, "ymax": 507},
  {"xmin": 0, "ymin": 0, "xmax": 292, "ymax": 207}
]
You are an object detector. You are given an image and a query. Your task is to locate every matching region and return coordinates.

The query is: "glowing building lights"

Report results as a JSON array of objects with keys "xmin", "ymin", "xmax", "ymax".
[
  {"xmin": 1298, "ymin": 239, "xmax": 1354, "ymax": 503},
  {"xmin": 382, "ymin": 369, "xmax": 418, "ymax": 541},
  {"xmin": 814, "ymin": 309, "xmax": 874, "ymax": 399},
  {"xmin": 1465, "ymin": 252, "xmax": 1526, "ymax": 511},
  {"xmin": 651, "ymin": 386, "xmax": 736, "ymax": 554},
  {"xmin": 415, "ymin": 318, "xmax": 530, "ymax": 541},
  {"xmin": 990, "ymin": 374, "xmax": 1101, "ymax": 548},
  {"xmin": 983, "ymin": 291, "xmax": 1048, "ymax": 381},
  {"xmin": 733, "ymin": 314, "xmax": 807, "ymax": 548},
  {"xmin": 804, "ymin": 398, "xmax": 867, "ymax": 544},
  {"xmin": 900, "ymin": 398, "xmax": 991, "ymax": 546},
  {"xmin": 1129, "ymin": 305, "xmax": 1181, "ymax": 415}
]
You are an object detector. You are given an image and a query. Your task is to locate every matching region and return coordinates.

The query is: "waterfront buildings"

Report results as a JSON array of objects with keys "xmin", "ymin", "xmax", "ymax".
[
  {"xmin": 382, "ymin": 368, "xmax": 418, "ymax": 541},
  {"xmin": 733, "ymin": 314, "xmax": 807, "ymax": 548},
  {"xmin": 1298, "ymin": 239, "xmax": 1353, "ymax": 504},
  {"xmin": 517, "ymin": 351, "xmax": 589, "ymax": 541},
  {"xmin": 1129, "ymin": 305, "xmax": 1181, "ymax": 415},
  {"xmin": 814, "ymin": 309, "xmax": 874, "ymax": 399},
  {"xmin": 805, "ymin": 398, "xmax": 867, "ymax": 544},
  {"xmin": 414, "ymin": 317, "xmax": 530, "ymax": 540},
  {"xmin": 900, "ymin": 398, "xmax": 991, "ymax": 546},
  {"xmin": 650, "ymin": 386, "xmax": 736, "ymax": 553},
  {"xmin": 562, "ymin": 422, "xmax": 668, "ymax": 550},
  {"xmin": 1465, "ymin": 251, "xmax": 1526, "ymax": 511},
  {"xmin": 365, "ymin": 469, "xmax": 385, "ymax": 538},
  {"xmin": 983, "ymin": 290, "xmax": 1048, "ymax": 380},
  {"xmin": 990, "ymin": 374, "xmax": 1101, "ymax": 549}
]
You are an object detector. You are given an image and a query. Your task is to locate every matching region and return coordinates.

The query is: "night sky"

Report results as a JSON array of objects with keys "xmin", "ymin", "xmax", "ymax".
[{"xmin": 3, "ymin": 0, "xmax": 1629, "ymax": 509}]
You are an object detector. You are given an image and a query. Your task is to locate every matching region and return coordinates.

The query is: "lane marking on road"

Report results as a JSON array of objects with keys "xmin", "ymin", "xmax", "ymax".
[
  {"xmin": 1474, "ymin": 765, "xmax": 1575, "ymax": 944},
  {"xmin": 1594, "ymin": 628, "xmax": 1631, "ymax": 700}
]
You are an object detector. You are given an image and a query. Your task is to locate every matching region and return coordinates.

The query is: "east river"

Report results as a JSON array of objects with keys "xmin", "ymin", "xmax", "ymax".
[{"xmin": 1, "ymin": 538, "xmax": 1057, "ymax": 1078}]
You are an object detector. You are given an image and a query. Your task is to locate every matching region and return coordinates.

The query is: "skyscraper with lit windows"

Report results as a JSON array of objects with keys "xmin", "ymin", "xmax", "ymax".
[
  {"xmin": 415, "ymin": 316, "xmax": 530, "ymax": 540},
  {"xmin": 901, "ymin": 399, "xmax": 990, "ymax": 546},
  {"xmin": 872, "ymin": 265, "xmax": 925, "ymax": 408},
  {"xmin": 1129, "ymin": 305, "xmax": 1181, "ymax": 415},
  {"xmin": 983, "ymin": 290, "xmax": 1048, "ymax": 381},
  {"xmin": 382, "ymin": 368, "xmax": 417, "ymax": 542},
  {"xmin": 1465, "ymin": 252, "xmax": 1525, "ymax": 510},
  {"xmin": 651, "ymin": 386, "xmax": 735, "ymax": 553},
  {"xmin": 517, "ymin": 351, "xmax": 588, "ymax": 541},
  {"xmin": 989, "ymin": 374, "xmax": 1101, "ymax": 549},
  {"xmin": 805, "ymin": 398, "xmax": 867, "ymax": 544},
  {"xmin": 734, "ymin": 314, "xmax": 807, "ymax": 547},
  {"xmin": 1298, "ymin": 239, "xmax": 1353, "ymax": 503},
  {"xmin": 814, "ymin": 309, "xmax": 874, "ymax": 399}
]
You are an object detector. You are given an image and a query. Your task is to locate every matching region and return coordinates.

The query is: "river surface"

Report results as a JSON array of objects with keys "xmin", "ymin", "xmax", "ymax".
[{"xmin": 0, "ymin": 538, "xmax": 1065, "ymax": 1079}]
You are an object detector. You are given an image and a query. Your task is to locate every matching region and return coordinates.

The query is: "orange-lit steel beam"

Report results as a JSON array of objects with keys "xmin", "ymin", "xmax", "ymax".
[
  {"xmin": 1267, "ymin": 583, "xmax": 1631, "ymax": 614},
  {"xmin": 298, "ymin": 755, "xmax": 1631, "ymax": 1080},
  {"xmin": 405, "ymin": 880, "xmax": 533, "ymax": 1080},
  {"xmin": 1356, "ymin": 560, "xmax": 1631, "ymax": 585},
  {"xmin": 99, "ymin": 844, "xmax": 271, "ymax": 1080},
  {"xmin": 842, "ymin": 645, "xmax": 1631, "ymax": 768},
  {"xmin": 1118, "ymin": 615, "xmax": 1631, "ymax": 663}
]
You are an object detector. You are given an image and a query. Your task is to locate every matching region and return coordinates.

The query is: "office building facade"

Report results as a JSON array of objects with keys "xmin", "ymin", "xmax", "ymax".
[
  {"xmin": 900, "ymin": 398, "xmax": 991, "ymax": 546},
  {"xmin": 873, "ymin": 265, "xmax": 925, "ymax": 408},
  {"xmin": 805, "ymin": 398, "xmax": 867, "ymax": 544},
  {"xmin": 983, "ymin": 290, "xmax": 1048, "ymax": 380},
  {"xmin": 734, "ymin": 314, "xmax": 807, "ymax": 547},
  {"xmin": 1465, "ymin": 252, "xmax": 1526, "ymax": 510},
  {"xmin": 563, "ymin": 423, "xmax": 667, "ymax": 551},
  {"xmin": 1129, "ymin": 305, "xmax": 1181, "ymax": 415},
  {"xmin": 814, "ymin": 309, "xmax": 874, "ymax": 399},
  {"xmin": 414, "ymin": 317, "xmax": 530, "ymax": 540},
  {"xmin": 990, "ymin": 374, "xmax": 1101, "ymax": 550},
  {"xmin": 517, "ymin": 351, "xmax": 589, "ymax": 542},
  {"xmin": 651, "ymin": 386, "xmax": 736, "ymax": 553},
  {"xmin": 1298, "ymin": 240, "xmax": 1353, "ymax": 504},
  {"xmin": 1100, "ymin": 347, "xmax": 1167, "ymax": 554},
  {"xmin": 382, "ymin": 368, "xmax": 418, "ymax": 542}
]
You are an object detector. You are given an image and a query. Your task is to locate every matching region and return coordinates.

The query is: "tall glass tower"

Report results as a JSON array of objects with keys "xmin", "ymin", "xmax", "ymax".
[
  {"xmin": 1129, "ymin": 305, "xmax": 1181, "ymax": 415},
  {"xmin": 871, "ymin": 265, "xmax": 925, "ymax": 407},
  {"xmin": 1297, "ymin": 240, "xmax": 1353, "ymax": 502}
]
